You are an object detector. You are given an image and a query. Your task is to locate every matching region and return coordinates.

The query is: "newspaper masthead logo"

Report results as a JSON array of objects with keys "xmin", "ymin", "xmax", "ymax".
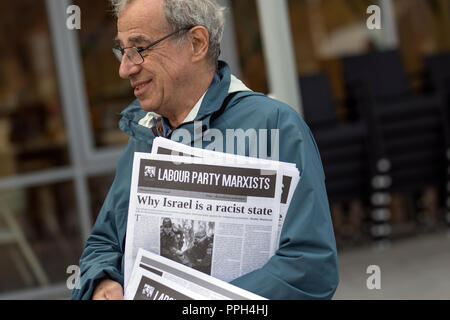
[
  {"xmin": 142, "ymin": 284, "xmax": 155, "ymax": 298},
  {"xmin": 144, "ymin": 166, "xmax": 156, "ymax": 178},
  {"xmin": 141, "ymin": 283, "xmax": 176, "ymax": 300}
]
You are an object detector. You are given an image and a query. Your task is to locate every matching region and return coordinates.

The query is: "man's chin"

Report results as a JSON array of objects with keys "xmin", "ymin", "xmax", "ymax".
[{"xmin": 138, "ymin": 99, "xmax": 158, "ymax": 113}]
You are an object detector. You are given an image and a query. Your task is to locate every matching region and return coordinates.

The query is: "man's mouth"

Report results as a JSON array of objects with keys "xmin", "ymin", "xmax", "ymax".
[{"xmin": 133, "ymin": 80, "xmax": 152, "ymax": 96}]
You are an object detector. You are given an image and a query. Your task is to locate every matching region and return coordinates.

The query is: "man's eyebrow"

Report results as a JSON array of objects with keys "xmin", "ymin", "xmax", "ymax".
[
  {"xmin": 114, "ymin": 36, "xmax": 122, "ymax": 47},
  {"xmin": 128, "ymin": 35, "xmax": 152, "ymax": 44},
  {"xmin": 115, "ymin": 35, "xmax": 152, "ymax": 47}
]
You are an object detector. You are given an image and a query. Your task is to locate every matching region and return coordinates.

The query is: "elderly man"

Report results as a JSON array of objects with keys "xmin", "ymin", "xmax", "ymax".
[{"xmin": 71, "ymin": 0, "xmax": 338, "ymax": 300}]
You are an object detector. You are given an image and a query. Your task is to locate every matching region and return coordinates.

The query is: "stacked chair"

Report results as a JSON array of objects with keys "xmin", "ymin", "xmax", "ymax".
[
  {"xmin": 341, "ymin": 49, "xmax": 450, "ymax": 242},
  {"xmin": 423, "ymin": 52, "xmax": 450, "ymax": 124},
  {"xmin": 423, "ymin": 52, "xmax": 450, "ymax": 227},
  {"xmin": 299, "ymin": 73, "xmax": 372, "ymax": 247}
]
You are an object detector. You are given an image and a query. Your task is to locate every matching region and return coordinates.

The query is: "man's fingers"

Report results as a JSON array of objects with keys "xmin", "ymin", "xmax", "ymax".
[
  {"xmin": 92, "ymin": 279, "xmax": 123, "ymax": 300},
  {"xmin": 105, "ymin": 283, "xmax": 124, "ymax": 300},
  {"xmin": 92, "ymin": 292, "xmax": 107, "ymax": 300}
]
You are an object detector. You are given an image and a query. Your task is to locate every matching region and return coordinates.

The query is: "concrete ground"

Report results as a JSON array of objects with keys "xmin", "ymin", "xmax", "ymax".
[
  {"xmin": 1, "ymin": 230, "xmax": 449, "ymax": 300},
  {"xmin": 333, "ymin": 230, "xmax": 450, "ymax": 300}
]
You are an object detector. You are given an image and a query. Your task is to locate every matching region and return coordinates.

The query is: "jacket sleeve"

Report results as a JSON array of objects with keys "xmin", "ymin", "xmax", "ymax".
[
  {"xmin": 230, "ymin": 107, "xmax": 339, "ymax": 300},
  {"xmin": 70, "ymin": 142, "xmax": 135, "ymax": 300}
]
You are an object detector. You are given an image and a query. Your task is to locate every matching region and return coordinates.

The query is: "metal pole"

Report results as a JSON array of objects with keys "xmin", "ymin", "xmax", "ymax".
[
  {"xmin": 218, "ymin": 0, "xmax": 242, "ymax": 78},
  {"xmin": 379, "ymin": 0, "xmax": 399, "ymax": 49},
  {"xmin": 46, "ymin": 0, "xmax": 93, "ymax": 241},
  {"xmin": 256, "ymin": 0, "xmax": 303, "ymax": 116}
]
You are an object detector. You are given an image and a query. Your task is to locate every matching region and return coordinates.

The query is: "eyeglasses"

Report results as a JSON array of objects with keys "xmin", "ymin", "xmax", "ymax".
[{"xmin": 112, "ymin": 27, "xmax": 193, "ymax": 65}]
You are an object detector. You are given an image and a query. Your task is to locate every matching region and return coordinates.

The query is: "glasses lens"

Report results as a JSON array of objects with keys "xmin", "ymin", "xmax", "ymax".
[
  {"xmin": 127, "ymin": 48, "xmax": 144, "ymax": 65},
  {"xmin": 112, "ymin": 48, "xmax": 123, "ymax": 62},
  {"xmin": 112, "ymin": 48, "xmax": 144, "ymax": 65}
]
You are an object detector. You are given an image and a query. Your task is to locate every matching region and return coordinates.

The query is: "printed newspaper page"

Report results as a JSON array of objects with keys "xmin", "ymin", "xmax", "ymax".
[
  {"xmin": 151, "ymin": 137, "xmax": 300, "ymax": 249},
  {"xmin": 124, "ymin": 152, "xmax": 282, "ymax": 289},
  {"xmin": 125, "ymin": 248, "xmax": 267, "ymax": 300}
]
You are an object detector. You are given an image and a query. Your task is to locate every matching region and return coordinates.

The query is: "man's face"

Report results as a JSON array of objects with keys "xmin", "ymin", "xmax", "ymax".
[{"xmin": 116, "ymin": 0, "xmax": 193, "ymax": 117}]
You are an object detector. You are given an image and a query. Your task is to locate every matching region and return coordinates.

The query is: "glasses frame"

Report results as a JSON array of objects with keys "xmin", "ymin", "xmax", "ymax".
[{"xmin": 113, "ymin": 26, "xmax": 194, "ymax": 65}]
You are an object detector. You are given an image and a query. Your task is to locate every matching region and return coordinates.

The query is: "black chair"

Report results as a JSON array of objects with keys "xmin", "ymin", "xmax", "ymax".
[
  {"xmin": 300, "ymin": 73, "xmax": 372, "ymax": 246},
  {"xmin": 423, "ymin": 52, "xmax": 450, "ymax": 227},
  {"xmin": 341, "ymin": 49, "xmax": 450, "ymax": 238},
  {"xmin": 342, "ymin": 50, "xmax": 410, "ymax": 104},
  {"xmin": 423, "ymin": 52, "xmax": 450, "ymax": 124}
]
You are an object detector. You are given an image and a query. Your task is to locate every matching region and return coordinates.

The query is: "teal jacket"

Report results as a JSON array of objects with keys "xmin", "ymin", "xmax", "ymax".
[{"xmin": 71, "ymin": 61, "xmax": 339, "ymax": 300}]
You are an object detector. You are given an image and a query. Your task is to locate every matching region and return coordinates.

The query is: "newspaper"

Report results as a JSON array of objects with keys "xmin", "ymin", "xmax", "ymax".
[
  {"xmin": 125, "ymin": 248, "xmax": 267, "ymax": 300},
  {"xmin": 151, "ymin": 137, "xmax": 300, "ymax": 248},
  {"xmin": 124, "ymin": 152, "xmax": 283, "ymax": 289},
  {"xmin": 125, "ymin": 265, "xmax": 205, "ymax": 300}
]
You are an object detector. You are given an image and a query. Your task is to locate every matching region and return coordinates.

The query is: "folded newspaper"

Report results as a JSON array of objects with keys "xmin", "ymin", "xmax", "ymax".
[
  {"xmin": 125, "ymin": 248, "xmax": 266, "ymax": 300},
  {"xmin": 124, "ymin": 138, "xmax": 300, "ymax": 299}
]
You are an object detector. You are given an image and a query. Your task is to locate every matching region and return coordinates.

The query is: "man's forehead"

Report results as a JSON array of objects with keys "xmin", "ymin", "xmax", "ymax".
[
  {"xmin": 116, "ymin": 22, "xmax": 168, "ymax": 46},
  {"xmin": 117, "ymin": 0, "xmax": 168, "ymax": 38}
]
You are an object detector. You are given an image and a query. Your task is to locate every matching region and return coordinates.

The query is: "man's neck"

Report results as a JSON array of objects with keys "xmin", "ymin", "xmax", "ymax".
[{"xmin": 166, "ymin": 68, "xmax": 216, "ymax": 129}]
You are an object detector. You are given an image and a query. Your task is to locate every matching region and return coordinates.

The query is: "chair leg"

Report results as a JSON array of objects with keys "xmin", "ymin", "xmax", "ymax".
[
  {"xmin": 370, "ymin": 158, "xmax": 393, "ymax": 248},
  {"xmin": 348, "ymin": 200, "xmax": 365, "ymax": 244},
  {"xmin": 417, "ymin": 186, "xmax": 439, "ymax": 230},
  {"xmin": 37, "ymin": 186, "xmax": 75, "ymax": 261},
  {"xmin": 7, "ymin": 247, "xmax": 34, "ymax": 286}
]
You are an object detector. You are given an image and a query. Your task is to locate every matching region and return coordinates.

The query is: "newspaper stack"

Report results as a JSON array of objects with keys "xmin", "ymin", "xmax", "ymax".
[
  {"xmin": 125, "ymin": 248, "xmax": 267, "ymax": 300},
  {"xmin": 124, "ymin": 138, "xmax": 300, "ymax": 300}
]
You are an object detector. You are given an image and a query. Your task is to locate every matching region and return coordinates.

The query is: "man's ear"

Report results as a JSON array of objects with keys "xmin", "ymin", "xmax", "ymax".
[{"xmin": 189, "ymin": 26, "xmax": 210, "ymax": 62}]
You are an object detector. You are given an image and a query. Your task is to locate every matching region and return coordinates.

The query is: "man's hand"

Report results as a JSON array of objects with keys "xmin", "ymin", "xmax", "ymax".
[{"xmin": 92, "ymin": 279, "xmax": 124, "ymax": 300}]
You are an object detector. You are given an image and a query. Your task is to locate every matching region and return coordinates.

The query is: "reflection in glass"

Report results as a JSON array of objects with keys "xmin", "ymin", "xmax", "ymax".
[
  {"xmin": 0, "ymin": 182, "xmax": 82, "ymax": 294},
  {"xmin": 230, "ymin": 0, "xmax": 269, "ymax": 94},
  {"xmin": 0, "ymin": 0, "xmax": 69, "ymax": 178},
  {"xmin": 75, "ymin": 0, "xmax": 134, "ymax": 148}
]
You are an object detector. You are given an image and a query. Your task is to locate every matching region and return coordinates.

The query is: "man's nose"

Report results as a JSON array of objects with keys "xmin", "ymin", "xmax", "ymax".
[{"xmin": 118, "ymin": 55, "xmax": 141, "ymax": 79}]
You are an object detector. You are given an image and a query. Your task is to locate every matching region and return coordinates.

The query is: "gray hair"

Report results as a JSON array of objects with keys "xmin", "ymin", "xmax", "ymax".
[{"xmin": 111, "ymin": 0, "xmax": 226, "ymax": 65}]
